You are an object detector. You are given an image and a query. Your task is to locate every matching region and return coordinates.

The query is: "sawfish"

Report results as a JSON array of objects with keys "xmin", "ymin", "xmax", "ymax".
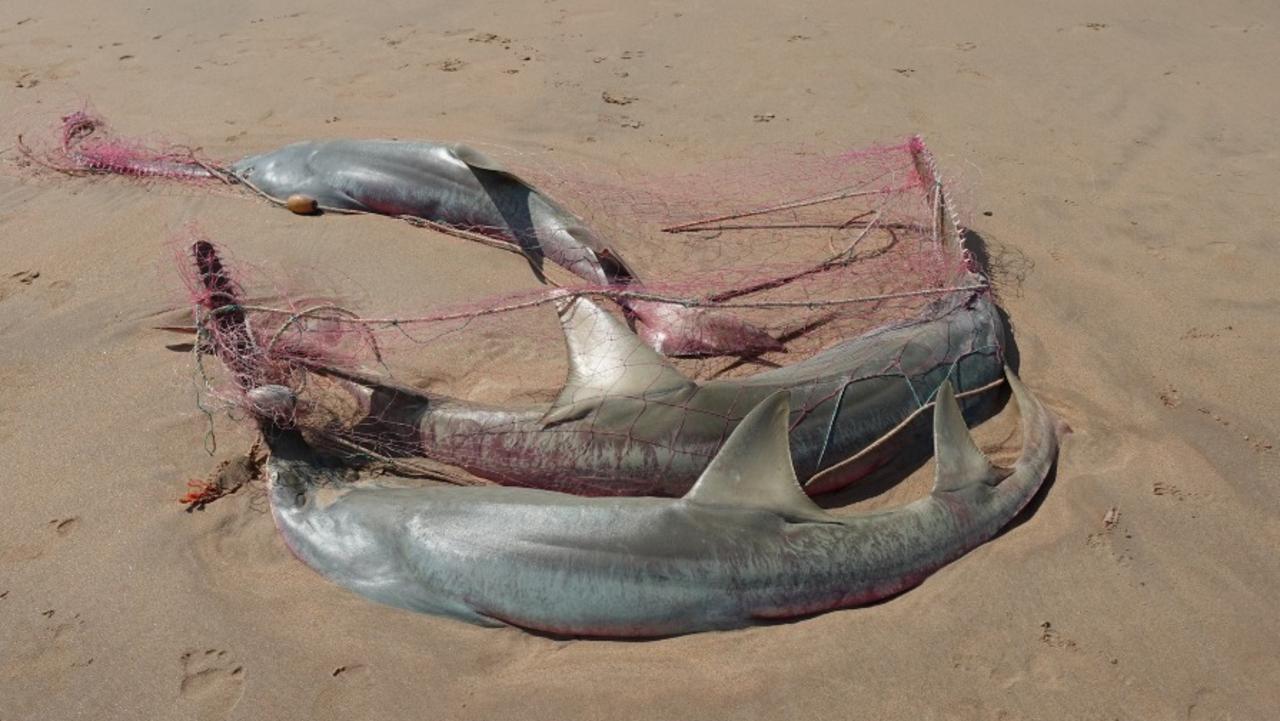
[
  {"xmin": 47, "ymin": 111, "xmax": 777, "ymax": 356},
  {"xmin": 256, "ymin": 367, "xmax": 1061, "ymax": 637},
  {"xmin": 322, "ymin": 284, "xmax": 1002, "ymax": 496},
  {"xmin": 191, "ymin": 245, "xmax": 1003, "ymax": 498},
  {"xmin": 229, "ymin": 139, "xmax": 783, "ymax": 357},
  {"xmin": 304, "ymin": 182, "xmax": 1003, "ymax": 495},
  {"xmin": 193, "ymin": 142, "xmax": 1004, "ymax": 496}
]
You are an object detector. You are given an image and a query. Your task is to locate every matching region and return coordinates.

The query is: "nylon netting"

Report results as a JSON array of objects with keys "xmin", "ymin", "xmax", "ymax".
[{"xmin": 19, "ymin": 109, "xmax": 1003, "ymax": 494}]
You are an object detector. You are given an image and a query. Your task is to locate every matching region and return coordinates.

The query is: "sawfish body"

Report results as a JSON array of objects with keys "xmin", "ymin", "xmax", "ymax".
[
  {"xmin": 197, "ymin": 138, "xmax": 1005, "ymax": 497},
  {"xmin": 261, "ymin": 370, "xmax": 1060, "ymax": 637},
  {"xmin": 339, "ymin": 283, "xmax": 1003, "ymax": 496},
  {"xmin": 230, "ymin": 139, "xmax": 781, "ymax": 356}
]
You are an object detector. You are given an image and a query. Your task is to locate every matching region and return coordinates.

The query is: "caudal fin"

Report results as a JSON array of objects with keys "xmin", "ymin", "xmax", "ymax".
[{"xmin": 628, "ymin": 300, "xmax": 784, "ymax": 358}]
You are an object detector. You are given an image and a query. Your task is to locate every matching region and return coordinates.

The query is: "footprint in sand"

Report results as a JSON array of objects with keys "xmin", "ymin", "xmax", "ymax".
[
  {"xmin": 0, "ymin": 609, "xmax": 93, "ymax": 704},
  {"xmin": 0, "ymin": 271, "xmax": 72, "ymax": 308},
  {"xmin": 0, "ymin": 516, "xmax": 79, "ymax": 563},
  {"xmin": 950, "ymin": 651, "xmax": 1023, "ymax": 690},
  {"xmin": 1086, "ymin": 508, "xmax": 1136, "ymax": 566},
  {"xmin": 179, "ymin": 649, "xmax": 245, "ymax": 721},
  {"xmin": 310, "ymin": 663, "xmax": 374, "ymax": 717},
  {"xmin": 0, "ymin": 270, "xmax": 39, "ymax": 303}
]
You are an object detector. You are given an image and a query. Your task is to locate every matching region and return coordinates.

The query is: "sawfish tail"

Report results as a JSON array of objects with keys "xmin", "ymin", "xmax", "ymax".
[{"xmin": 627, "ymin": 299, "xmax": 785, "ymax": 358}]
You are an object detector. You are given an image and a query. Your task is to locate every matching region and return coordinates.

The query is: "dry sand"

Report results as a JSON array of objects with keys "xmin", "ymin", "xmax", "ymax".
[{"xmin": 2, "ymin": 1, "xmax": 1278, "ymax": 719}]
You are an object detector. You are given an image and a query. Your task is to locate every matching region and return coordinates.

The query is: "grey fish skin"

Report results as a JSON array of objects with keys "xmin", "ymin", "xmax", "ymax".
[
  {"xmin": 316, "ymin": 167, "xmax": 1004, "ymax": 497},
  {"xmin": 230, "ymin": 139, "xmax": 782, "ymax": 357},
  {"xmin": 220, "ymin": 139, "xmax": 1002, "ymax": 497},
  {"xmin": 329, "ymin": 279, "xmax": 1003, "ymax": 497},
  {"xmin": 262, "ymin": 368, "xmax": 1060, "ymax": 637},
  {"xmin": 232, "ymin": 141, "xmax": 607, "ymax": 281}
]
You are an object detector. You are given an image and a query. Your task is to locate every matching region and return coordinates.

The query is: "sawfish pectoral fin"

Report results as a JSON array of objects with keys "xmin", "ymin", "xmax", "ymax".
[
  {"xmin": 684, "ymin": 391, "xmax": 836, "ymax": 523},
  {"xmin": 541, "ymin": 297, "xmax": 697, "ymax": 426}
]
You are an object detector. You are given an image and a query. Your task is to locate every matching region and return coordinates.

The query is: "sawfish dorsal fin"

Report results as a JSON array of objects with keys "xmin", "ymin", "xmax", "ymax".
[
  {"xmin": 684, "ymin": 392, "xmax": 834, "ymax": 523},
  {"xmin": 542, "ymin": 298, "xmax": 696, "ymax": 425},
  {"xmin": 931, "ymin": 380, "xmax": 1003, "ymax": 493}
]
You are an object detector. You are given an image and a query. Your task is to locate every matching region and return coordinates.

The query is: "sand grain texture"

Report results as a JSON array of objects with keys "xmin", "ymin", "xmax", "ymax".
[{"xmin": 1, "ymin": 1, "xmax": 1278, "ymax": 719}]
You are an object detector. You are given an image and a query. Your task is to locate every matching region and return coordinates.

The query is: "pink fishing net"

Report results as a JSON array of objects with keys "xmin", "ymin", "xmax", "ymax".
[
  {"xmin": 19, "ymin": 110, "xmax": 229, "ymax": 182},
  {"xmin": 21, "ymin": 110, "xmax": 1001, "ymax": 490},
  {"xmin": 172, "ymin": 137, "xmax": 994, "ymax": 491}
]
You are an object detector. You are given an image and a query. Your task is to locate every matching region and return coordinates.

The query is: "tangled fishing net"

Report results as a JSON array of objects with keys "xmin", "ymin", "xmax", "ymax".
[
  {"xmin": 17, "ymin": 110, "xmax": 230, "ymax": 182},
  {"xmin": 21, "ymin": 110, "xmax": 1002, "ymax": 490}
]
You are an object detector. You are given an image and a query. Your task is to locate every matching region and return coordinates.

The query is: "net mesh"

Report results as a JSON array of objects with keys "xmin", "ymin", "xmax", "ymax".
[
  {"xmin": 19, "ymin": 110, "xmax": 1001, "ymax": 493},
  {"xmin": 18, "ymin": 109, "xmax": 230, "ymax": 182}
]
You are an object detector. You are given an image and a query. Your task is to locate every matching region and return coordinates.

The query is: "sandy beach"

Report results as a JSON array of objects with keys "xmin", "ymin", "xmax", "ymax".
[{"xmin": 2, "ymin": 0, "xmax": 1278, "ymax": 718}]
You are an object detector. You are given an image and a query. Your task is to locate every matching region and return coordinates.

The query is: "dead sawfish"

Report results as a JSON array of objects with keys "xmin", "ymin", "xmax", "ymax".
[
  {"xmin": 195, "ymin": 149, "xmax": 1002, "ymax": 497},
  {"xmin": 324, "ymin": 284, "xmax": 1003, "ymax": 497},
  {"xmin": 300, "ymin": 170, "xmax": 1003, "ymax": 497},
  {"xmin": 257, "ymin": 368, "xmax": 1062, "ymax": 637},
  {"xmin": 229, "ymin": 139, "xmax": 782, "ymax": 357}
]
